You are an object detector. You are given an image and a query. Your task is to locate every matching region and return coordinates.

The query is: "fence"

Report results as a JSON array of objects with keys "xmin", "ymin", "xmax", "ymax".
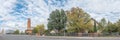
[{"xmin": 45, "ymin": 32, "xmax": 120, "ymax": 37}]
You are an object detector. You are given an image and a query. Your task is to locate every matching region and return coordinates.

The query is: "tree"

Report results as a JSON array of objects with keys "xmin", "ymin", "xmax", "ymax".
[
  {"xmin": 115, "ymin": 19, "xmax": 120, "ymax": 33},
  {"xmin": 32, "ymin": 24, "xmax": 45, "ymax": 35},
  {"xmin": 66, "ymin": 7, "xmax": 93, "ymax": 33},
  {"xmin": 47, "ymin": 9, "xmax": 67, "ymax": 33},
  {"xmin": 32, "ymin": 27, "xmax": 38, "ymax": 34},
  {"xmin": 108, "ymin": 23, "xmax": 118, "ymax": 33},
  {"xmin": 103, "ymin": 19, "xmax": 120, "ymax": 34},
  {"xmin": 14, "ymin": 29, "xmax": 19, "ymax": 34},
  {"xmin": 103, "ymin": 21, "xmax": 118, "ymax": 33},
  {"xmin": 97, "ymin": 18, "xmax": 107, "ymax": 33},
  {"xmin": 99, "ymin": 18, "xmax": 107, "ymax": 27}
]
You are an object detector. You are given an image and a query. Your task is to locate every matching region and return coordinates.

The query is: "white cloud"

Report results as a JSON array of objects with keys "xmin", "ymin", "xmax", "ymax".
[
  {"xmin": 0, "ymin": 0, "xmax": 17, "ymax": 30},
  {"xmin": 65, "ymin": 0, "xmax": 120, "ymax": 22},
  {"xmin": 84, "ymin": 0, "xmax": 120, "ymax": 22},
  {"xmin": 0, "ymin": 0, "xmax": 120, "ymax": 31}
]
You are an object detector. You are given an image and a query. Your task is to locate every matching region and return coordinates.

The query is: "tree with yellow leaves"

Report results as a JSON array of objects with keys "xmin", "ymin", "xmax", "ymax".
[{"xmin": 66, "ymin": 7, "xmax": 93, "ymax": 33}]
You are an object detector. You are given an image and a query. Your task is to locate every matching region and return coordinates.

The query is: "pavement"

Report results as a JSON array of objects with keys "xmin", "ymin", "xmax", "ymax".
[{"xmin": 0, "ymin": 34, "xmax": 120, "ymax": 40}]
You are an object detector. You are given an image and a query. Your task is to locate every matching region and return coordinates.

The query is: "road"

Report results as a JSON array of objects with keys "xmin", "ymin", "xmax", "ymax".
[{"xmin": 0, "ymin": 34, "xmax": 120, "ymax": 40}]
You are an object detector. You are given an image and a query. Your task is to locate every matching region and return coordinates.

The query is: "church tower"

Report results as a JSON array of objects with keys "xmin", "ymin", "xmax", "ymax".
[
  {"xmin": 27, "ymin": 18, "xmax": 31, "ymax": 30},
  {"xmin": 25, "ymin": 18, "xmax": 32, "ymax": 35}
]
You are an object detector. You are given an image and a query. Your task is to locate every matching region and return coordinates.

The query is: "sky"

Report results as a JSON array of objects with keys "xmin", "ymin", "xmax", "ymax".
[{"xmin": 0, "ymin": 0, "xmax": 120, "ymax": 31}]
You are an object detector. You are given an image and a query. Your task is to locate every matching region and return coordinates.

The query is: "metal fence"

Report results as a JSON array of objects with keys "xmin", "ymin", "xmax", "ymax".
[{"xmin": 45, "ymin": 32, "xmax": 120, "ymax": 37}]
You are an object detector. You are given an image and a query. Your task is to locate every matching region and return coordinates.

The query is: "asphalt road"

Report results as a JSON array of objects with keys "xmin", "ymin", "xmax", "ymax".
[{"xmin": 0, "ymin": 34, "xmax": 120, "ymax": 40}]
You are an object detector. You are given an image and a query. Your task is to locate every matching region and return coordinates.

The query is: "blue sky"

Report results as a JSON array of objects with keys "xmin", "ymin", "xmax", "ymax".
[{"xmin": 0, "ymin": 0, "xmax": 120, "ymax": 31}]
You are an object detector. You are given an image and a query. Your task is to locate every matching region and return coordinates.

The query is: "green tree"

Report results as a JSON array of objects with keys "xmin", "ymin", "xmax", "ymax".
[
  {"xmin": 32, "ymin": 27, "xmax": 38, "ymax": 34},
  {"xmin": 66, "ymin": 7, "xmax": 93, "ymax": 33},
  {"xmin": 108, "ymin": 23, "xmax": 118, "ymax": 33},
  {"xmin": 115, "ymin": 19, "xmax": 120, "ymax": 33},
  {"xmin": 97, "ymin": 18, "xmax": 107, "ymax": 33},
  {"xmin": 32, "ymin": 24, "xmax": 45, "ymax": 35},
  {"xmin": 47, "ymin": 9, "xmax": 67, "ymax": 33},
  {"xmin": 103, "ymin": 21, "xmax": 118, "ymax": 33},
  {"xmin": 14, "ymin": 29, "xmax": 19, "ymax": 34}
]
